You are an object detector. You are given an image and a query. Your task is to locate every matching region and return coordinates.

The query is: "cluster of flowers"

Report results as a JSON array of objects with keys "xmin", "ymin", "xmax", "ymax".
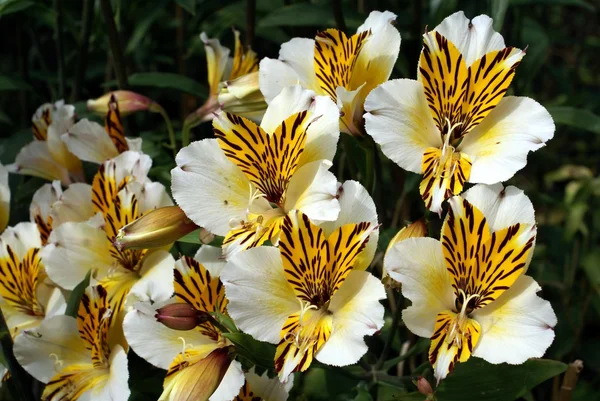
[{"xmin": 0, "ymin": 10, "xmax": 557, "ymax": 401}]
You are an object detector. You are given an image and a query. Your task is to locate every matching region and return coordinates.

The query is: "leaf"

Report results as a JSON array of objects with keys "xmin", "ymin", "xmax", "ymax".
[
  {"xmin": 0, "ymin": 0, "xmax": 35, "ymax": 17},
  {"xmin": 65, "ymin": 271, "xmax": 91, "ymax": 317},
  {"xmin": 547, "ymin": 106, "xmax": 600, "ymax": 135},
  {"xmin": 434, "ymin": 358, "xmax": 567, "ymax": 401},
  {"xmin": 126, "ymin": 8, "xmax": 165, "ymax": 54},
  {"xmin": 519, "ymin": 17, "xmax": 549, "ymax": 88},
  {"xmin": 127, "ymin": 350, "xmax": 165, "ymax": 401},
  {"xmin": 125, "ymin": 73, "xmax": 208, "ymax": 98},
  {"xmin": 0, "ymin": 75, "xmax": 32, "ymax": 91},
  {"xmin": 259, "ymin": 3, "xmax": 333, "ymax": 27},
  {"xmin": 222, "ymin": 332, "xmax": 276, "ymax": 370},
  {"xmin": 510, "ymin": 0, "xmax": 595, "ymax": 12},
  {"xmin": 490, "ymin": 0, "xmax": 510, "ymax": 31},
  {"xmin": 175, "ymin": 0, "xmax": 196, "ymax": 14}
]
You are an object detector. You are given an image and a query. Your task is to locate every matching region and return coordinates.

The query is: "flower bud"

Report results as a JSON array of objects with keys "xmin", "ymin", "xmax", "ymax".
[
  {"xmin": 87, "ymin": 90, "xmax": 161, "ymax": 116},
  {"xmin": 155, "ymin": 303, "xmax": 211, "ymax": 331},
  {"xmin": 415, "ymin": 376, "xmax": 434, "ymax": 396},
  {"xmin": 114, "ymin": 206, "xmax": 198, "ymax": 250},
  {"xmin": 383, "ymin": 219, "xmax": 427, "ymax": 281}
]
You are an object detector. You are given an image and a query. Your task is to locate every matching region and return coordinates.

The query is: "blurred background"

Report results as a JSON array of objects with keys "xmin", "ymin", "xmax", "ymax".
[{"xmin": 0, "ymin": 0, "xmax": 598, "ymax": 400}]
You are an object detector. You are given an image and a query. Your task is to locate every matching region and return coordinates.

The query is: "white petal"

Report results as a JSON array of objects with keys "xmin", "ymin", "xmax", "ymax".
[
  {"xmin": 245, "ymin": 367, "xmax": 294, "ymax": 401},
  {"xmin": 123, "ymin": 301, "xmax": 218, "ymax": 370},
  {"xmin": 107, "ymin": 151, "xmax": 152, "ymax": 184},
  {"xmin": 0, "ymin": 301, "xmax": 42, "ymax": 333},
  {"xmin": 364, "ymin": 79, "xmax": 441, "ymax": 173},
  {"xmin": 260, "ymin": 85, "xmax": 315, "ymax": 134},
  {"xmin": 43, "ymin": 287, "xmax": 67, "ymax": 318},
  {"xmin": 472, "ymin": 275, "xmax": 556, "ymax": 364},
  {"xmin": 459, "ymin": 96, "xmax": 555, "ymax": 184},
  {"xmin": 0, "ymin": 222, "xmax": 42, "ymax": 260},
  {"xmin": 104, "ymin": 345, "xmax": 131, "ymax": 401},
  {"xmin": 42, "ymin": 216, "xmax": 114, "ymax": 290},
  {"xmin": 462, "ymin": 183, "xmax": 535, "ymax": 231},
  {"xmin": 125, "ymin": 137, "xmax": 143, "ymax": 152},
  {"xmin": 258, "ymin": 59, "xmax": 304, "ymax": 104},
  {"xmin": 319, "ymin": 180, "xmax": 379, "ymax": 270},
  {"xmin": 303, "ymin": 95, "xmax": 340, "ymax": 165},
  {"xmin": 46, "ymin": 104, "xmax": 82, "ymax": 176},
  {"xmin": 14, "ymin": 315, "xmax": 89, "ymax": 383},
  {"xmin": 172, "ymin": 139, "xmax": 250, "ymax": 236},
  {"xmin": 317, "ymin": 270, "xmax": 385, "ymax": 366},
  {"xmin": 385, "ymin": 237, "xmax": 454, "ymax": 337},
  {"xmin": 194, "ymin": 245, "xmax": 226, "ymax": 277},
  {"xmin": 201, "ymin": 32, "xmax": 231, "ymax": 95},
  {"xmin": 221, "ymin": 246, "xmax": 298, "ymax": 344},
  {"xmin": 209, "ymin": 360, "xmax": 245, "ymax": 401},
  {"xmin": 30, "ymin": 180, "xmax": 62, "ymax": 224},
  {"xmin": 50, "ymin": 183, "xmax": 94, "ymax": 227},
  {"xmin": 63, "ymin": 119, "xmax": 119, "ymax": 163},
  {"xmin": 138, "ymin": 181, "xmax": 173, "ymax": 212},
  {"xmin": 336, "ymin": 85, "xmax": 365, "ymax": 136},
  {"xmin": 284, "ymin": 160, "xmax": 339, "ymax": 224},
  {"xmin": 127, "ymin": 250, "xmax": 176, "ymax": 306},
  {"xmin": 434, "ymin": 11, "xmax": 506, "ymax": 67},
  {"xmin": 10, "ymin": 141, "xmax": 72, "ymax": 184}
]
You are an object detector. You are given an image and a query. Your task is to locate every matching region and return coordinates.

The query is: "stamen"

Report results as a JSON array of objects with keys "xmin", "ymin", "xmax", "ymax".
[
  {"xmin": 49, "ymin": 353, "xmax": 64, "ymax": 371},
  {"xmin": 177, "ymin": 337, "xmax": 194, "ymax": 360}
]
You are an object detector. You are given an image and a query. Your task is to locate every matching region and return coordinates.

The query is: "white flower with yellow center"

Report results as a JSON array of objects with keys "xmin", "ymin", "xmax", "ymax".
[
  {"xmin": 14, "ymin": 285, "xmax": 129, "ymax": 401},
  {"xmin": 385, "ymin": 183, "xmax": 556, "ymax": 383},
  {"xmin": 259, "ymin": 11, "xmax": 400, "ymax": 136},
  {"xmin": 9, "ymin": 101, "xmax": 84, "ymax": 185},
  {"xmin": 365, "ymin": 11, "xmax": 555, "ymax": 214},
  {"xmin": 221, "ymin": 187, "xmax": 384, "ymax": 382},
  {"xmin": 41, "ymin": 151, "xmax": 175, "ymax": 314},
  {"xmin": 0, "ymin": 222, "xmax": 66, "ymax": 336},
  {"xmin": 172, "ymin": 85, "xmax": 341, "ymax": 258},
  {"xmin": 62, "ymin": 95, "xmax": 143, "ymax": 164}
]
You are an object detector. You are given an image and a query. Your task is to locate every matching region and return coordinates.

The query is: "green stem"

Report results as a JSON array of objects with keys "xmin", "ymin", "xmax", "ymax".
[
  {"xmin": 53, "ymin": 0, "xmax": 66, "ymax": 98},
  {"xmin": 0, "ymin": 309, "xmax": 35, "ymax": 401},
  {"xmin": 100, "ymin": 0, "xmax": 129, "ymax": 89},
  {"xmin": 71, "ymin": 0, "xmax": 94, "ymax": 102},
  {"xmin": 375, "ymin": 295, "xmax": 402, "ymax": 371},
  {"xmin": 156, "ymin": 106, "xmax": 177, "ymax": 158}
]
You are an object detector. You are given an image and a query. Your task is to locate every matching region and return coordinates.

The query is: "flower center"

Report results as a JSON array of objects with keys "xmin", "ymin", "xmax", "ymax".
[
  {"xmin": 285, "ymin": 301, "xmax": 332, "ymax": 353},
  {"xmin": 445, "ymin": 291, "xmax": 479, "ymax": 349}
]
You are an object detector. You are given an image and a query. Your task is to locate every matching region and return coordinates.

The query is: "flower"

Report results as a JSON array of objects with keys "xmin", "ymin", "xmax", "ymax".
[
  {"xmin": 87, "ymin": 90, "xmax": 160, "ymax": 116},
  {"xmin": 364, "ymin": 11, "xmax": 555, "ymax": 214},
  {"xmin": 259, "ymin": 11, "xmax": 400, "ymax": 136},
  {"xmin": 63, "ymin": 95, "xmax": 143, "ymax": 164},
  {"xmin": 14, "ymin": 285, "xmax": 130, "ymax": 401},
  {"xmin": 172, "ymin": 85, "xmax": 341, "ymax": 258},
  {"xmin": 235, "ymin": 367, "xmax": 294, "ymax": 401},
  {"xmin": 9, "ymin": 101, "xmax": 84, "ymax": 184},
  {"xmin": 221, "ymin": 207, "xmax": 384, "ymax": 382},
  {"xmin": 123, "ymin": 254, "xmax": 245, "ymax": 401},
  {"xmin": 41, "ymin": 151, "xmax": 175, "ymax": 313},
  {"xmin": 0, "ymin": 222, "xmax": 66, "ymax": 336},
  {"xmin": 0, "ymin": 163, "xmax": 9, "ymax": 232},
  {"xmin": 382, "ymin": 219, "xmax": 427, "ymax": 280},
  {"xmin": 384, "ymin": 183, "xmax": 556, "ymax": 383}
]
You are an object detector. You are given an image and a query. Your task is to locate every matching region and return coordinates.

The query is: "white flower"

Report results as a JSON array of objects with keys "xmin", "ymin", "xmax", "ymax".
[
  {"xmin": 14, "ymin": 285, "xmax": 130, "ymax": 401},
  {"xmin": 385, "ymin": 183, "xmax": 556, "ymax": 383},
  {"xmin": 221, "ymin": 203, "xmax": 384, "ymax": 382},
  {"xmin": 259, "ymin": 11, "xmax": 400, "ymax": 136},
  {"xmin": 364, "ymin": 11, "xmax": 554, "ymax": 213},
  {"xmin": 172, "ymin": 85, "xmax": 341, "ymax": 258}
]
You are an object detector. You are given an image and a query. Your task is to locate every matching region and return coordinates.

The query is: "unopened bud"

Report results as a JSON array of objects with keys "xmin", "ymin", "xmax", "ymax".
[
  {"xmin": 87, "ymin": 90, "xmax": 161, "ymax": 116},
  {"xmin": 155, "ymin": 303, "xmax": 211, "ymax": 331},
  {"xmin": 218, "ymin": 72, "xmax": 266, "ymax": 123},
  {"xmin": 115, "ymin": 206, "xmax": 198, "ymax": 250},
  {"xmin": 415, "ymin": 376, "xmax": 434, "ymax": 396},
  {"xmin": 383, "ymin": 219, "xmax": 428, "ymax": 280}
]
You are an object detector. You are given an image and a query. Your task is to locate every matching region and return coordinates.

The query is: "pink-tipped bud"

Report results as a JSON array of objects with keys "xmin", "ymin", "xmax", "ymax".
[
  {"xmin": 155, "ymin": 303, "xmax": 211, "ymax": 331},
  {"xmin": 415, "ymin": 376, "xmax": 434, "ymax": 396},
  {"xmin": 87, "ymin": 90, "xmax": 161, "ymax": 116}
]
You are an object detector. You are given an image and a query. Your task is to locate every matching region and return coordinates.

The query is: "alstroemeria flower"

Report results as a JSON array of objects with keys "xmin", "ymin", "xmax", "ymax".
[
  {"xmin": 259, "ymin": 11, "xmax": 400, "ymax": 136},
  {"xmin": 172, "ymin": 85, "xmax": 341, "ymax": 258},
  {"xmin": 14, "ymin": 285, "xmax": 130, "ymax": 401},
  {"xmin": 87, "ymin": 90, "xmax": 160, "ymax": 116},
  {"xmin": 41, "ymin": 151, "xmax": 174, "ymax": 313},
  {"xmin": 10, "ymin": 101, "xmax": 84, "ymax": 184},
  {"xmin": 0, "ymin": 222, "xmax": 66, "ymax": 335},
  {"xmin": 221, "ymin": 209, "xmax": 384, "ymax": 382},
  {"xmin": 0, "ymin": 163, "xmax": 9, "ymax": 232},
  {"xmin": 124, "ymin": 254, "xmax": 245, "ymax": 401},
  {"xmin": 63, "ymin": 95, "xmax": 143, "ymax": 164},
  {"xmin": 365, "ymin": 11, "xmax": 555, "ymax": 214},
  {"xmin": 385, "ymin": 183, "xmax": 556, "ymax": 383}
]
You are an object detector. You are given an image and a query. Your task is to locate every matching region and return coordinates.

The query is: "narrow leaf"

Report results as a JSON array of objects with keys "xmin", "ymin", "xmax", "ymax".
[
  {"xmin": 548, "ymin": 106, "xmax": 600, "ymax": 135},
  {"xmin": 65, "ymin": 271, "xmax": 92, "ymax": 317},
  {"xmin": 125, "ymin": 73, "xmax": 208, "ymax": 98}
]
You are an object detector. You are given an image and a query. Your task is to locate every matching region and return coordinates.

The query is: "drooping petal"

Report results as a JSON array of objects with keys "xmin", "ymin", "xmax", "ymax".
[
  {"xmin": 259, "ymin": 38, "xmax": 320, "ymax": 102},
  {"xmin": 433, "ymin": 11, "xmax": 506, "ymax": 67},
  {"xmin": 284, "ymin": 160, "xmax": 339, "ymax": 223},
  {"xmin": 63, "ymin": 119, "xmax": 119, "ymax": 163},
  {"xmin": 201, "ymin": 32, "xmax": 231, "ymax": 96},
  {"xmin": 220, "ymin": 246, "xmax": 298, "ymax": 344},
  {"xmin": 9, "ymin": 141, "xmax": 72, "ymax": 184},
  {"xmin": 0, "ymin": 163, "xmax": 9, "ymax": 232},
  {"xmin": 364, "ymin": 79, "xmax": 441, "ymax": 173},
  {"xmin": 316, "ymin": 270, "xmax": 385, "ymax": 366},
  {"xmin": 458, "ymin": 97, "xmax": 555, "ymax": 184},
  {"xmin": 172, "ymin": 139, "xmax": 251, "ymax": 236},
  {"xmin": 50, "ymin": 183, "xmax": 94, "ymax": 227},
  {"xmin": 14, "ymin": 315, "xmax": 90, "ymax": 383},
  {"xmin": 471, "ymin": 275, "xmax": 556, "ymax": 364}
]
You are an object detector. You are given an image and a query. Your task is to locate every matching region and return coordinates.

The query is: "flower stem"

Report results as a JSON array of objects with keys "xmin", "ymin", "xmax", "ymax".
[
  {"xmin": 332, "ymin": 0, "xmax": 347, "ymax": 31},
  {"xmin": 100, "ymin": 0, "xmax": 129, "ymax": 89},
  {"xmin": 156, "ymin": 106, "xmax": 177, "ymax": 158},
  {"xmin": 0, "ymin": 309, "xmax": 35, "ymax": 401},
  {"xmin": 53, "ymin": 0, "xmax": 66, "ymax": 98}
]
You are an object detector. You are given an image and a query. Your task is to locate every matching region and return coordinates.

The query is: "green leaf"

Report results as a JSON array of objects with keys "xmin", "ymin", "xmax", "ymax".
[
  {"xmin": 126, "ymin": 8, "xmax": 165, "ymax": 54},
  {"xmin": 222, "ymin": 332, "xmax": 275, "ymax": 369},
  {"xmin": 0, "ymin": 0, "xmax": 35, "ymax": 17},
  {"xmin": 434, "ymin": 358, "xmax": 567, "ymax": 401},
  {"xmin": 259, "ymin": 3, "xmax": 333, "ymax": 27},
  {"xmin": 510, "ymin": 0, "xmax": 595, "ymax": 12},
  {"xmin": 490, "ymin": 0, "xmax": 510, "ymax": 31},
  {"xmin": 175, "ymin": 0, "xmax": 196, "ymax": 14},
  {"xmin": 0, "ymin": 75, "xmax": 32, "ymax": 91},
  {"xmin": 547, "ymin": 106, "xmax": 600, "ymax": 135},
  {"xmin": 177, "ymin": 229, "xmax": 201, "ymax": 244},
  {"xmin": 65, "ymin": 271, "xmax": 91, "ymax": 317},
  {"xmin": 125, "ymin": 73, "xmax": 208, "ymax": 98}
]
